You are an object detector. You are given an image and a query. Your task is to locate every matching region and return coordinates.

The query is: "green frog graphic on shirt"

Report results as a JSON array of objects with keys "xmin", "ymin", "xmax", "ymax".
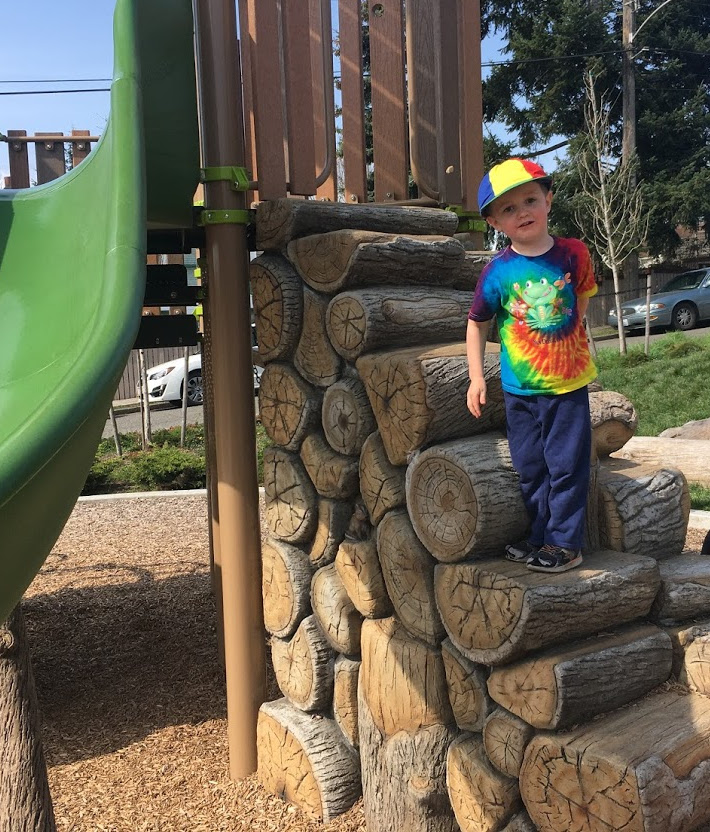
[{"xmin": 510, "ymin": 273, "xmax": 573, "ymax": 332}]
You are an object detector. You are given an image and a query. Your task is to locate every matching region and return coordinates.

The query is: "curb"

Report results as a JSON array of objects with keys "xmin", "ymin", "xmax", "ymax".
[{"xmin": 78, "ymin": 487, "xmax": 265, "ymax": 503}]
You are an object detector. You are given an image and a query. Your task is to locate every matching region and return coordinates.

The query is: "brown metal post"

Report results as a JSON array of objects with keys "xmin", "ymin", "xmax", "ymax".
[
  {"xmin": 7, "ymin": 131, "xmax": 30, "ymax": 189},
  {"xmin": 194, "ymin": 0, "xmax": 266, "ymax": 778}
]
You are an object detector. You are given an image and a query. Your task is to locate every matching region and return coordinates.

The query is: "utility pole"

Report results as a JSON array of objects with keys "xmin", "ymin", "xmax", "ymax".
[{"xmin": 622, "ymin": 0, "xmax": 639, "ymax": 293}]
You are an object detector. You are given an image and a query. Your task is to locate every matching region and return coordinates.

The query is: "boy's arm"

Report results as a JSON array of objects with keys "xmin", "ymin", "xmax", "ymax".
[
  {"xmin": 578, "ymin": 295, "xmax": 590, "ymax": 320},
  {"xmin": 466, "ymin": 319, "xmax": 489, "ymax": 418}
]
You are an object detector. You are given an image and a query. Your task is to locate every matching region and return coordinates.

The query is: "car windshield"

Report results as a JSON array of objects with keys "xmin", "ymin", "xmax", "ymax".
[{"xmin": 661, "ymin": 271, "xmax": 707, "ymax": 292}]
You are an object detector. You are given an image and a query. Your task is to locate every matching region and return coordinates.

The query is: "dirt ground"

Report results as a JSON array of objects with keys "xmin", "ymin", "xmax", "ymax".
[{"xmin": 23, "ymin": 494, "xmax": 707, "ymax": 832}]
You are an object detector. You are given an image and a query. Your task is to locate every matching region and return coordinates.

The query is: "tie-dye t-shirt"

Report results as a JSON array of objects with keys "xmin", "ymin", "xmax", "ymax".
[{"xmin": 469, "ymin": 238, "xmax": 598, "ymax": 395}]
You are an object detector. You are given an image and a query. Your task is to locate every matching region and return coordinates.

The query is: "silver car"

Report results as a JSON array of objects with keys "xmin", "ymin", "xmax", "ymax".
[{"xmin": 608, "ymin": 268, "xmax": 710, "ymax": 332}]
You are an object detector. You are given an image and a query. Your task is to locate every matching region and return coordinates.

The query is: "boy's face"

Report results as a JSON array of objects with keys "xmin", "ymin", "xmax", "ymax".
[{"xmin": 485, "ymin": 181, "xmax": 552, "ymax": 246}]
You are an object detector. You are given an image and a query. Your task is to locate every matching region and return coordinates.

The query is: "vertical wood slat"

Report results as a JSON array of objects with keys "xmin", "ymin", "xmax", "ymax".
[
  {"xmin": 237, "ymin": 0, "xmax": 258, "ymax": 204},
  {"xmin": 35, "ymin": 133, "xmax": 65, "ymax": 184},
  {"xmin": 459, "ymin": 0, "xmax": 484, "ymax": 213},
  {"xmin": 282, "ymin": 0, "xmax": 317, "ymax": 195},
  {"xmin": 71, "ymin": 129, "xmax": 92, "ymax": 167},
  {"xmin": 311, "ymin": 0, "xmax": 337, "ymax": 200},
  {"xmin": 247, "ymin": 0, "xmax": 288, "ymax": 199},
  {"xmin": 7, "ymin": 131, "xmax": 30, "ymax": 189},
  {"xmin": 339, "ymin": 0, "xmax": 368, "ymax": 203},
  {"xmin": 368, "ymin": 0, "xmax": 409, "ymax": 201},
  {"xmin": 436, "ymin": 0, "xmax": 463, "ymax": 205}
]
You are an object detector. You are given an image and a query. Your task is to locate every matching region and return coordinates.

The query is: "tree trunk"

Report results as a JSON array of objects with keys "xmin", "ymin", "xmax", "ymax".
[
  {"xmin": 308, "ymin": 499, "xmax": 354, "ymax": 569},
  {"xmin": 520, "ymin": 691, "xmax": 710, "ymax": 832},
  {"xmin": 300, "ymin": 433, "xmax": 360, "ymax": 500},
  {"xmin": 447, "ymin": 733, "xmax": 521, "ymax": 832},
  {"xmin": 611, "ymin": 262, "xmax": 628, "ymax": 355},
  {"xmin": 250, "ymin": 253, "xmax": 303, "ymax": 362},
  {"xmin": 441, "ymin": 638, "xmax": 493, "ymax": 732},
  {"xmin": 258, "ymin": 363, "xmax": 322, "ymax": 451},
  {"xmin": 651, "ymin": 554, "xmax": 710, "ymax": 622},
  {"xmin": 311, "ymin": 563, "xmax": 363, "ymax": 655},
  {"xmin": 359, "ymin": 431, "xmax": 406, "ymax": 526},
  {"xmin": 294, "ymin": 287, "xmax": 343, "ymax": 388},
  {"xmin": 255, "ymin": 198, "xmax": 460, "ymax": 250},
  {"xmin": 598, "ymin": 459, "xmax": 690, "ymax": 558},
  {"xmin": 589, "ymin": 390, "xmax": 638, "ymax": 456},
  {"xmin": 487, "ymin": 623, "xmax": 672, "ymax": 730},
  {"xmin": 261, "ymin": 538, "xmax": 313, "ymax": 639},
  {"xmin": 377, "ymin": 509, "xmax": 446, "ymax": 645},
  {"xmin": 326, "ymin": 287, "xmax": 474, "ymax": 360},
  {"xmin": 612, "ymin": 437, "xmax": 710, "ymax": 487},
  {"xmin": 335, "ymin": 538, "xmax": 391, "ymax": 619},
  {"xmin": 333, "ymin": 655, "xmax": 360, "ymax": 748},
  {"xmin": 322, "ymin": 375, "xmax": 376, "ymax": 457},
  {"xmin": 263, "ymin": 447, "xmax": 318, "ymax": 544},
  {"xmin": 483, "ymin": 708, "xmax": 535, "ymax": 779},
  {"xmin": 271, "ymin": 614, "xmax": 335, "ymax": 711},
  {"xmin": 406, "ymin": 434, "xmax": 528, "ymax": 562},
  {"xmin": 357, "ymin": 345, "xmax": 505, "ymax": 466},
  {"xmin": 434, "ymin": 550, "xmax": 660, "ymax": 665},
  {"xmin": 257, "ymin": 698, "xmax": 361, "ymax": 822},
  {"xmin": 0, "ymin": 607, "xmax": 55, "ymax": 832}
]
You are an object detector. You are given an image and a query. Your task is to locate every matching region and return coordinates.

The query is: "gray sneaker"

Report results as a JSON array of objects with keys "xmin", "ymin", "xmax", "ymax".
[
  {"xmin": 505, "ymin": 540, "xmax": 540, "ymax": 563},
  {"xmin": 527, "ymin": 544, "xmax": 583, "ymax": 573}
]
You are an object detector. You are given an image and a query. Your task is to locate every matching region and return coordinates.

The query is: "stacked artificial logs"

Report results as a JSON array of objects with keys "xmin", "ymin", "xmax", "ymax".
[{"xmin": 251, "ymin": 199, "xmax": 709, "ymax": 832}]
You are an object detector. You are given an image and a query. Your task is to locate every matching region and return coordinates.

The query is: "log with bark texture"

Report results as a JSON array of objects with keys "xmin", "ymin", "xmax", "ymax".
[
  {"xmin": 520, "ymin": 691, "xmax": 710, "ymax": 832},
  {"xmin": 357, "ymin": 345, "xmax": 505, "ymax": 466},
  {"xmin": 311, "ymin": 563, "xmax": 363, "ymax": 655},
  {"xmin": 441, "ymin": 638, "xmax": 493, "ymax": 732},
  {"xmin": 651, "ymin": 553, "xmax": 710, "ymax": 622},
  {"xmin": 406, "ymin": 434, "xmax": 528, "ymax": 562},
  {"xmin": 660, "ymin": 417, "xmax": 710, "ymax": 440},
  {"xmin": 333, "ymin": 656, "xmax": 360, "ymax": 748},
  {"xmin": 447, "ymin": 733, "xmax": 521, "ymax": 832},
  {"xmin": 335, "ymin": 537, "xmax": 391, "ymax": 618},
  {"xmin": 294, "ymin": 287, "xmax": 342, "ymax": 388},
  {"xmin": 483, "ymin": 708, "xmax": 535, "ymax": 779},
  {"xmin": 663, "ymin": 620, "xmax": 710, "ymax": 676},
  {"xmin": 258, "ymin": 363, "xmax": 321, "ymax": 450},
  {"xmin": 612, "ymin": 436, "xmax": 710, "ymax": 487},
  {"xmin": 359, "ymin": 617, "xmax": 458, "ymax": 832},
  {"xmin": 257, "ymin": 698, "xmax": 361, "ymax": 822},
  {"xmin": 359, "ymin": 431, "xmax": 406, "ymax": 525},
  {"xmin": 589, "ymin": 390, "xmax": 639, "ymax": 456},
  {"xmin": 308, "ymin": 499, "xmax": 354, "ymax": 569},
  {"xmin": 261, "ymin": 539, "xmax": 313, "ymax": 639},
  {"xmin": 435, "ymin": 550, "xmax": 660, "ymax": 665},
  {"xmin": 326, "ymin": 287, "xmax": 474, "ymax": 360},
  {"xmin": 263, "ymin": 447, "xmax": 318, "ymax": 544},
  {"xmin": 300, "ymin": 433, "xmax": 360, "ymax": 500},
  {"xmin": 322, "ymin": 375, "xmax": 376, "ymax": 456},
  {"xmin": 0, "ymin": 607, "xmax": 55, "ymax": 832},
  {"xmin": 271, "ymin": 614, "xmax": 335, "ymax": 711},
  {"xmin": 598, "ymin": 458, "xmax": 689, "ymax": 558},
  {"xmin": 255, "ymin": 198, "xmax": 460, "ymax": 250},
  {"xmin": 250, "ymin": 253, "xmax": 303, "ymax": 362},
  {"xmin": 678, "ymin": 633, "xmax": 710, "ymax": 695},
  {"xmin": 377, "ymin": 509, "xmax": 446, "ymax": 645},
  {"xmin": 487, "ymin": 623, "xmax": 672, "ymax": 730},
  {"xmin": 500, "ymin": 813, "xmax": 536, "ymax": 832}
]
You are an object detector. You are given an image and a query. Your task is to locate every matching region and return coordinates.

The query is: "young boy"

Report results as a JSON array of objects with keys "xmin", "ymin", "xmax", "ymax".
[{"xmin": 466, "ymin": 158, "xmax": 598, "ymax": 573}]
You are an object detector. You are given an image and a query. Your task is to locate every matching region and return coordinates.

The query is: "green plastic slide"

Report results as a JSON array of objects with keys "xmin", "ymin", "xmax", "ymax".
[{"xmin": 0, "ymin": 0, "xmax": 199, "ymax": 622}]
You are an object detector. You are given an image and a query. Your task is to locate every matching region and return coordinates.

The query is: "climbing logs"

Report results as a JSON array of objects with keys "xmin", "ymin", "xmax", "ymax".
[
  {"xmin": 261, "ymin": 539, "xmax": 312, "ymax": 639},
  {"xmin": 377, "ymin": 509, "xmax": 445, "ymax": 645},
  {"xmin": 434, "ymin": 550, "xmax": 660, "ymax": 665},
  {"xmin": 678, "ymin": 633, "xmax": 710, "ymax": 695},
  {"xmin": 519, "ymin": 691, "xmax": 710, "ymax": 832},
  {"xmin": 310, "ymin": 563, "xmax": 362, "ymax": 655},
  {"xmin": 258, "ymin": 363, "xmax": 321, "ymax": 450},
  {"xmin": 308, "ymin": 499, "xmax": 353, "ymax": 569},
  {"xmin": 406, "ymin": 434, "xmax": 528, "ymax": 562},
  {"xmin": 589, "ymin": 390, "xmax": 638, "ymax": 456},
  {"xmin": 612, "ymin": 436, "xmax": 710, "ymax": 487},
  {"xmin": 334, "ymin": 538, "xmax": 391, "ymax": 619},
  {"xmin": 447, "ymin": 734, "xmax": 521, "ymax": 832},
  {"xmin": 322, "ymin": 376, "xmax": 376, "ymax": 456},
  {"xmin": 333, "ymin": 656, "xmax": 360, "ymax": 748},
  {"xmin": 271, "ymin": 615, "xmax": 335, "ymax": 712},
  {"xmin": 597, "ymin": 459, "xmax": 689, "ymax": 558},
  {"xmin": 441, "ymin": 639, "xmax": 493, "ymax": 732},
  {"xmin": 262, "ymin": 447, "xmax": 317, "ymax": 544},
  {"xmin": 250, "ymin": 253, "xmax": 303, "ymax": 362},
  {"xmin": 483, "ymin": 708, "xmax": 535, "ymax": 779},
  {"xmin": 326, "ymin": 287, "xmax": 473, "ymax": 360},
  {"xmin": 359, "ymin": 431, "xmax": 406, "ymax": 525},
  {"xmin": 300, "ymin": 433, "xmax": 360, "ymax": 500},
  {"xmin": 294, "ymin": 287, "xmax": 342, "ymax": 388},
  {"xmin": 663, "ymin": 620, "xmax": 710, "ymax": 676},
  {"xmin": 486, "ymin": 624, "xmax": 672, "ymax": 730},
  {"xmin": 256, "ymin": 698, "xmax": 361, "ymax": 822},
  {"xmin": 651, "ymin": 553, "xmax": 710, "ymax": 622},
  {"xmin": 357, "ymin": 345, "xmax": 505, "ymax": 466}
]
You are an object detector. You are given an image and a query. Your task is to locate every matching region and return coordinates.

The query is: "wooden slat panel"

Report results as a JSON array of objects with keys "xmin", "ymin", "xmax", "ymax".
[
  {"xmin": 282, "ymin": 0, "xmax": 317, "ymax": 195},
  {"xmin": 237, "ymin": 0, "xmax": 258, "ymax": 204},
  {"xmin": 247, "ymin": 0, "xmax": 288, "ymax": 199},
  {"xmin": 436, "ymin": 0, "xmax": 463, "ymax": 204},
  {"xmin": 339, "ymin": 0, "xmax": 368, "ymax": 203},
  {"xmin": 459, "ymin": 0, "xmax": 484, "ymax": 213},
  {"xmin": 7, "ymin": 131, "xmax": 30, "ymax": 189},
  {"xmin": 311, "ymin": 0, "xmax": 337, "ymax": 200},
  {"xmin": 71, "ymin": 129, "xmax": 92, "ymax": 167},
  {"xmin": 35, "ymin": 133, "xmax": 65, "ymax": 184}
]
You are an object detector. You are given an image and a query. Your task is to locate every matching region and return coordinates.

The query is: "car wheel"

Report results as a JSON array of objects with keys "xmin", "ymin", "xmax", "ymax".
[
  {"xmin": 672, "ymin": 302, "xmax": 697, "ymax": 331},
  {"xmin": 182, "ymin": 370, "xmax": 204, "ymax": 406}
]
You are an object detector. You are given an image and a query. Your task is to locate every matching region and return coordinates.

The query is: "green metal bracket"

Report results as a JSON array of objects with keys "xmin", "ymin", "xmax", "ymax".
[
  {"xmin": 447, "ymin": 205, "xmax": 488, "ymax": 234},
  {"xmin": 200, "ymin": 165, "xmax": 252, "ymax": 192},
  {"xmin": 198, "ymin": 208, "xmax": 254, "ymax": 226}
]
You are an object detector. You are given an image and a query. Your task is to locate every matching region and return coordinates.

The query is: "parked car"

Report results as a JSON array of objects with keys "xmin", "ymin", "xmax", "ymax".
[{"xmin": 608, "ymin": 268, "xmax": 710, "ymax": 332}]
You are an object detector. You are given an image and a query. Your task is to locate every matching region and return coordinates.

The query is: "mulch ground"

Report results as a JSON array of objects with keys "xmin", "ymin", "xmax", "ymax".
[{"xmin": 23, "ymin": 495, "xmax": 707, "ymax": 831}]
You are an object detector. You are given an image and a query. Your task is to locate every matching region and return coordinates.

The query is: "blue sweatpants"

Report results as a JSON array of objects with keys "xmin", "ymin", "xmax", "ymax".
[{"xmin": 504, "ymin": 386, "xmax": 591, "ymax": 552}]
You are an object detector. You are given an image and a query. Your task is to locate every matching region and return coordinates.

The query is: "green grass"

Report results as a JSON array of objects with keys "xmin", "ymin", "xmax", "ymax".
[{"xmin": 689, "ymin": 484, "xmax": 710, "ymax": 512}]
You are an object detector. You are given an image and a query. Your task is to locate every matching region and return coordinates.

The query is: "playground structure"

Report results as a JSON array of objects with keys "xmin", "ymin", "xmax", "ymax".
[{"xmin": 3, "ymin": 0, "xmax": 710, "ymax": 830}]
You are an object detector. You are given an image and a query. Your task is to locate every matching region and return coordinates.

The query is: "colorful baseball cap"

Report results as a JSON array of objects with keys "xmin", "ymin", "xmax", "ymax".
[{"xmin": 478, "ymin": 158, "xmax": 552, "ymax": 214}]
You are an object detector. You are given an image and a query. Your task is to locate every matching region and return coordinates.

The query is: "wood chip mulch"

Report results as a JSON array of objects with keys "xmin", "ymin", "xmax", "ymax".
[{"xmin": 23, "ymin": 495, "xmax": 707, "ymax": 831}]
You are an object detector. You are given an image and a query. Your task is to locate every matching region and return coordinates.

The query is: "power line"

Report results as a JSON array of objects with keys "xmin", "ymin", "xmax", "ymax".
[
  {"xmin": 0, "ymin": 88, "xmax": 109, "ymax": 96},
  {"xmin": 0, "ymin": 78, "xmax": 111, "ymax": 84}
]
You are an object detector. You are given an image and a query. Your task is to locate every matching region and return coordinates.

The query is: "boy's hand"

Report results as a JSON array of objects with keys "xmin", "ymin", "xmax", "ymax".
[{"xmin": 467, "ymin": 378, "xmax": 487, "ymax": 418}]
